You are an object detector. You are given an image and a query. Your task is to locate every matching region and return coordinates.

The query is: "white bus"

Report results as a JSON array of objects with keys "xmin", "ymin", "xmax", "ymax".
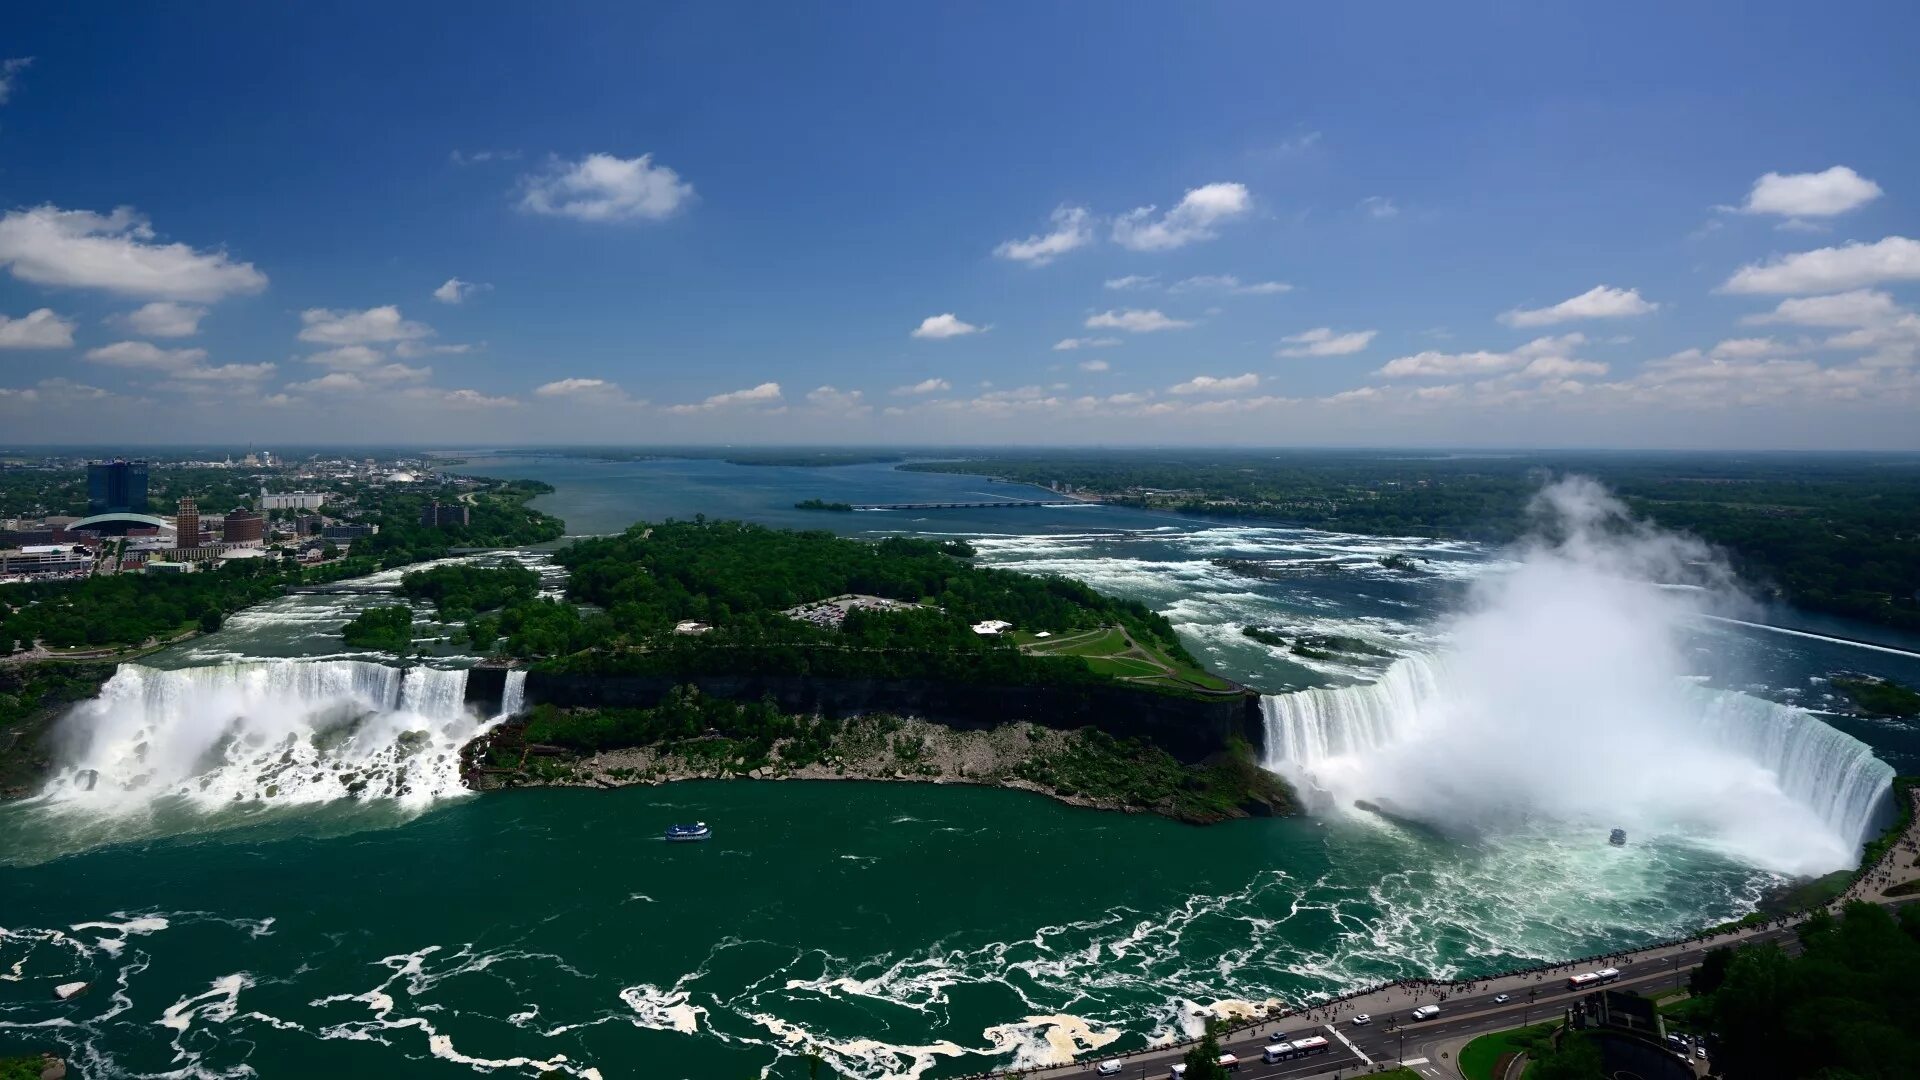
[
  {"xmin": 1596, "ymin": 967, "xmax": 1621, "ymax": 983},
  {"xmin": 1263, "ymin": 1036, "xmax": 1330, "ymax": 1064},
  {"xmin": 1411, "ymin": 1005, "xmax": 1440, "ymax": 1021},
  {"xmin": 1567, "ymin": 972, "xmax": 1601, "ymax": 990},
  {"xmin": 1170, "ymin": 1053, "xmax": 1240, "ymax": 1076}
]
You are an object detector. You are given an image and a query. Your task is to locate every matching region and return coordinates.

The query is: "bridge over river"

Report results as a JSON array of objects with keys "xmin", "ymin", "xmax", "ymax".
[{"xmin": 852, "ymin": 499, "xmax": 1080, "ymax": 511}]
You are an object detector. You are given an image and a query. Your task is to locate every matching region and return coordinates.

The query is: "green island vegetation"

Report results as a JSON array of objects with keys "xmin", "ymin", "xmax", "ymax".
[
  {"xmin": 0, "ymin": 1054, "xmax": 50, "ymax": 1080},
  {"xmin": 1831, "ymin": 675, "xmax": 1920, "ymax": 717},
  {"xmin": 1676, "ymin": 901, "xmax": 1920, "ymax": 1079},
  {"xmin": 793, "ymin": 498, "xmax": 854, "ymax": 512},
  {"xmin": 0, "ymin": 661, "xmax": 116, "ymax": 798},
  {"xmin": 479, "ymin": 518, "xmax": 1231, "ymax": 697},
  {"xmin": 1240, "ymin": 624, "xmax": 1393, "ymax": 661},
  {"xmin": 901, "ymin": 450, "xmax": 1920, "ymax": 630},
  {"xmin": 339, "ymin": 606, "xmax": 416, "ymax": 654},
  {"xmin": 1378, "ymin": 552, "xmax": 1424, "ymax": 573},
  {"xmin": 397, "ymin": 563, "xmax": 541, "ymax": 620},
  {"xmin": 344, "ymin": 478, "xmax": 564, "ymax": 567}
]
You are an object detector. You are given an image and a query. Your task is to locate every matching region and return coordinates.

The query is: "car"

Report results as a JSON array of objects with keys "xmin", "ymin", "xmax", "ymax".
[
  {"xmin": 1492, "ymin": 994, "xmax": 1510, "ymax": 1004},
  {"xmin": 1696, "ymin": 1046, "xmax": 1708, "ymax": 1060},
  {"xmin": 1095, "ymin": 1062, "xmax": 1122, "ymax": 1076},
  {"xmin": 1411, "ymin": 1005, "xmax": 1440, "ymax": 1021},
  {"xmin": 1351, "ymin": 1013, "xmax": 1372, "ymax": 1025}
]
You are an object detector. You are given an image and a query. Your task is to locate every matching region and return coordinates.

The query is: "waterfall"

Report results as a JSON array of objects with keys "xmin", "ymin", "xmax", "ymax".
[
  {"xmin": 40, "ymin": 660, "xmax": 489, "ymax": 812},
  {"xmin": 1261, "ymin": 655, "xmax": 1895, "ymax": 873},
  {"xmin": 497, "ymin": 670, "xmax": 528, "ymax": 720}
]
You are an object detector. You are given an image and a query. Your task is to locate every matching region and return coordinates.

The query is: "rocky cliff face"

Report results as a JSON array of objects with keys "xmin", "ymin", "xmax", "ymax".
[{"xmin": 463, "ymin": 666, "xmax": 1264, "ymax": 763}]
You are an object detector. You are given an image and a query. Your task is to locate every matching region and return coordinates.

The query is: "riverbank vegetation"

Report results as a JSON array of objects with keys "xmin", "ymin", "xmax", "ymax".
[
  {"xmin": 339, "ymin": 606, "xmax": 415, "ymax": 653},
  {"xmin": 0, "ymin": 662, "xmax": 116, "ymax": 798},
  {"xmin": 793, "ymin": 499, "xmax": 854, "ymax": 512},
  {"xmin": 1687, "ymin": 901, "xmax": 1920, "ymax": 1079},
  {"xmin": 902, "ymin": 451, "xmax": 1920, "ymax": 631},
  {"xmin": 397, "ymin": 563, "xmax": 541, "ymax": 620}
]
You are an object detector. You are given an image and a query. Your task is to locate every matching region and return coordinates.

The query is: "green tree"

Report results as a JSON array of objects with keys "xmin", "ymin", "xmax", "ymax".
[
  {"xmin": 1179, "ymin": 1018, "xmax": 1230, "ymax": 1080},
  {"xmin": 1527, "ymin": 1034, "xmax": 1604, "ymax": 1080},
  {"xmin": 1689, "ymin": 945, "xmax": 1734, "ymax": 997},
  {"xmin": 198, "ymin": 609, "xmax": 224, "ymax": 634}
]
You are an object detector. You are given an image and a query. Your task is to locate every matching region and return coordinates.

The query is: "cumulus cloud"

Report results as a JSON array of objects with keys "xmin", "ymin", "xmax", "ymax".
[
  {"xmin": 910, "ymin": 313, "xmax": 983, "ymax": 339},
  {"xmin": 1169, "ymin": 274, "xmax": 1292, "ymax": 295},
  {"xmin": 1169, "ymin": 373, "xmax": 1259, "ymax": 395},
  {"xmin": 1722, "ymin": 237, "xmax": 1920, "ymax": 295},
  {"xmin": 1738, "ymin": 166, "xmax": 1882, "ymax": 218},
  {"xmin": 1376, "ymin": 333, "xmax": 1587, "ymax": 378},
  {"xmin": 892, "ymin": 377, "xmax": 951, "ymax": 396},
  {"xmin": 393, "ymin": 341, "xmax": 473, "ymax": 359},
  {"xmin": 1104, "ymin": 275, "xmax": 1158, "ymax": 291},
  {"xmin": 117, "ymin": 301, "xmax": 206, "ymax": 338},
  {"xmin": 666, "ymin": 381, "xmax": 783, "ymax": 413},
  {"xmin": 1053, "ymin": 336, "xmax": 1122, "ymax": 350},
  {"xmin": 0, "ymin": 57, "xmax": 32, "ymax": 105},
  {"xmin": 1743, "ymin": 289, "xmax": 1902, "ymax": 328},
  {"xmin": 1359, "ymin": 195, "xmax": 1399, "ymax": 219},
  {"xmin": 1085, "ymin": 309, "xmax": 1192, "ymax": 333},
  {"xmin": 1499, "ymin": 285, "xmax": 1658, "ymax": 327},
  {"xmin": 805, "ymin": 386, "xmax": 869, "ymax": 413},
  {"xmin": 0, "ymin": 205, "xmax": 268, "ymax": 301},
  {"xmin": 1111, "ymin": 182, "xmax": 1251, "ymax": 251},
  {"xmin": 167, "ymin": 362, "xmax": 275, "ymax": 383},
  {"xmin": 535, "ymin": 377, "xmax": 624, "ymax": 399},
  {"xmin": 433, "ymin": 277, "xmax": 490, "ymax": 304},
  {"xmin": 1078, "ymin": 359, "xmax": 1110, "ymax": 372},
  {"xmin": 84, "ymin": 340, "xmax": 209, "ymax": 370},
  {"xmin": 1277, "ymin": 327, "xmax": 1377, "ymax": 357},
  {"xmin": 993, "ymin": 205, "xmax": 1093, "ymax": 265},
  {"xmin": 0, "ymin": 308, "xmax": 75, "ymax": 349},
  {"xmin": 298, "ymin": 305, "xmax": 433, "ymax": 345},
  {"xmin": 405, "ymin": 387, "xmax": 519, "ymax": 408},
  {"xmin": 519, "ymin": 152, "xmax": 695, "ymax": 223}
]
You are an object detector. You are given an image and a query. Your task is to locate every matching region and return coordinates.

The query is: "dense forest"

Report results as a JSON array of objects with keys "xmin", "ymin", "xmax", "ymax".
[
  {"xmin": 903, "ymin": 451, "xmax": 1920, "ymax": 630},
  {"xmin": 471, "ymin": 518, "xmax": 1210, "ymax": 693},
  {"xmin": 1682, "ymin": 901, "xmax": 1920, "ymax": 1079}
]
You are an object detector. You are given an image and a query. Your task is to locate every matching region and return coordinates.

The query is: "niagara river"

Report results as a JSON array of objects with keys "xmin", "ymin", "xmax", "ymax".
[{"xmin": 3, "ymin": 455, "xmax": 1916, "ymax": 1079}]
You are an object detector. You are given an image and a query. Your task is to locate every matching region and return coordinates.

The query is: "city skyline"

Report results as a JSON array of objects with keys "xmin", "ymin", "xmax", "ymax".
[{"xmin": 2, "ymin": 4, "xmax": 1918, "ymax": 449}]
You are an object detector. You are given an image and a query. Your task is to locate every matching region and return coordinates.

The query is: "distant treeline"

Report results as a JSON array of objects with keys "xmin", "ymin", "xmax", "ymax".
[{"xmin": 903, "ymin": 451, "xmax": 1920, "ymax": 630}]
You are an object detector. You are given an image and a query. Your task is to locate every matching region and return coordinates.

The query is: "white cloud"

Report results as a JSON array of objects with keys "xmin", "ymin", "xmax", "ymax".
[
  {"xmin": 993, "ymin": 205, "xmax": 1093, "ymax": 265},
  {"xmin": 666, "ymin": 381, "xmax": 784, "ymax": 413},
  {"xmin": 1499, "ymin": 285, "xmax": 1658, "ymax": 327},
  {"xmin": 298, "ymin": 305, "xmax": 433, "ymax": 345},
  {"xmin": 1111, "ymin": 182, "xmax": 1252, "ymax": 251},
  {"xmin": 1078, "ymin": 359, "xmax": 1110, "ymax": 372},
  {"xmin": 1744, "ymin": 289, "xmax": 1901, "ymax": 328},
  {"xmin": 1376, "ymin": 333, "xmax": 1586, "ymax": 378},
  {"xmin": 394, "ymin": 341, "xmax": 473, "ymax": 360},
  {"xmin": 1104, "ymin": 274, "xmax": 1158, "ymax": 291},
  {"xmin": 1277, "ymin": 327, "xmax": 1377, "ymax": 357},
  {"xmin": 1721, "ymin": 237, "xmax": 1920, "ymax": 295},
  {"xmin": 519, "ymin": 152, "xmax": 694, "ymax": 223},
  {"xmin": 1518, "ymin": 356, "xmax": 1608, "ymax": 379},
  {"xmin": 449, "ymin": 149, "xmax": 522, "ymax": 166},
  {"xmin": 1085, "ymin": 308, "xmax": 1193, "ymax": 333},
  {"xmin": 535, "ymin": 377, "xmax": 617, "ymax": 397},
  {"xmin": 168, "ymin": 362, "xmax": 275, "ymax": 383},
  {"xmin": 405, "ymin": 387, "xmax": 519, "ymax": 409},
  {"xmin": 1359, "ymin": 196, "xmax": 1399, "ymax": 219},
  {"xmin": 288, "ymin": 371, "xmax": 368, "ymax": 394},
  {"xmin": 1052, "ymin": 336, "xmax": 1123, "ymax": 350},
  {"xmin": 1169, "ymin": 274, "xmax": 1292, "ymax": 295},
  {"xmin": 0, "ymin": 205, "xmax": 267, "ymax": 301},
  {"xmin": 805, "ymin": 386, "xmax": 869, "ymax": 413},
  {"xmin": 84, "ymin": 340, "xmax": 208, "ymax": 370},
  {"xmin": 433, "ymin": 277, "xmax": 490, "ymax": 304},
  {"xmin": 892, "ymin": 377, "xmax": 951, "ymax": 396},
  {"xmin": 0, "ymin": 308, "xmax": 75, "ymax": 349},
  {"xmin": 1739, "ymin": 166, "xmax": 1882, "ymax": 218},
  {"xmin": 0, "ymin": 57, "xmax": 31, "ymax": 105},
  {"xmin": 117, "ymin": 301, "xmax": 206, "ymax": 338},
  {"xmin": 910, "ymin": 313, "xmax": 983, "ymax": 339},
  {"xmin": 1169, "ymin": 373, "xmax": 1259, "ymax": 395},
  {"xmin": 304, "ymin": 344, "xmax": 386, "ymax": 370}
]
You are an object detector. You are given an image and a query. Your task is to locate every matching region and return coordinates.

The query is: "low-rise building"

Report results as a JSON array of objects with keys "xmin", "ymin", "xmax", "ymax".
[{"xmin": 260, "ymin": 489, "xmax": 328, "ymax": 510}]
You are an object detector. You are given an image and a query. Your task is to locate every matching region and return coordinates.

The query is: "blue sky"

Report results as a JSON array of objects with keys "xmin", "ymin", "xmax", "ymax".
[{"xmin": 2, "ymin": 3, "xmax": 1917, "ymax": 448}]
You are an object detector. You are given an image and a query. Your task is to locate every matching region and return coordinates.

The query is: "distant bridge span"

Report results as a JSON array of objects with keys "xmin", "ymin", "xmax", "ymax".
[{"xmin": 852, "ymin": 500, "xmax": 1076, "ymax": 511}]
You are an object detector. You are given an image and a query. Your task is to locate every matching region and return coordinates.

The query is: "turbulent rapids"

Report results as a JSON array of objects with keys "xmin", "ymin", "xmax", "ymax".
[{"xmin": 38, "ymin": 660, "xmax": 493, "ymax": 811}]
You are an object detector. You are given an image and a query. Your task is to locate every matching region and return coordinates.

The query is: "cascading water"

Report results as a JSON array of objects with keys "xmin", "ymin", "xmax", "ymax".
[
  {"xmin": 1258, "ymin": 478, "xmax": 1896, "ymax": 878},
  {"xmin": 497, "ymin": 669, "xmax": 528, "ymax": 720},
  {"xmin": 39, "ymin": 660, "xmax": 489, "ymax": 812}
]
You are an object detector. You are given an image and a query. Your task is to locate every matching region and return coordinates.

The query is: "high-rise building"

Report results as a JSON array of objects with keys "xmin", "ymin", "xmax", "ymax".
[
  {"xmin": 86, "ymin": 460, "xmax": 150, "ymax": 515},
  {"xmin": 223, "ymin": 508, "xmax": 265, "ymax": 545},
  {"xmin": 420, "ymin": 501, "xmax": 470, "ymax": 528},
  {"xmin": 175, "ymin": 497, "xmax": 200, "ymax": 547}
]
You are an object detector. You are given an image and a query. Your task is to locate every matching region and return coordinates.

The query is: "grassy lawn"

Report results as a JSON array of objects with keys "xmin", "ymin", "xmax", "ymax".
[
  {"xmin": 1459, "ymin": 1022, "xmax": 1559, "ymax": 1080},
  {"xmin": 1016, "ymin": 623, "xmax": 1239, "ymax": 693}
]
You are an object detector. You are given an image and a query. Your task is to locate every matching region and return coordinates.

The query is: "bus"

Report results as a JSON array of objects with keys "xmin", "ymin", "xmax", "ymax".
[
  {"xmin": 1263, "ymin": 1036, "xmax": 1331, "ymax": 1064},
  {"xmin": 1568, "ymin": 968, "xmax": 1621, "ymax": 991}
]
